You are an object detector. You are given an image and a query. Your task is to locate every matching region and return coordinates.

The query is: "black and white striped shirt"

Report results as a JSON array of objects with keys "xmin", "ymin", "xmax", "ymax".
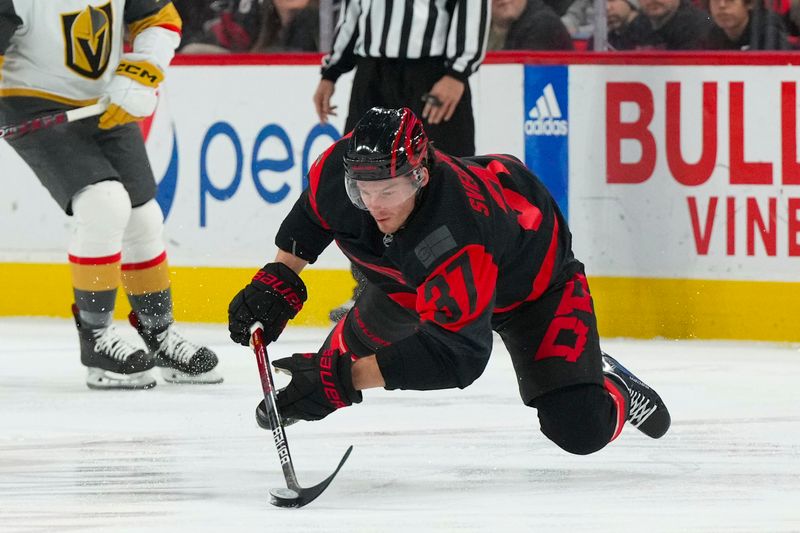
[{"xmin": 322, "ymin": 0, "xmax": 490, "ymax": 82}]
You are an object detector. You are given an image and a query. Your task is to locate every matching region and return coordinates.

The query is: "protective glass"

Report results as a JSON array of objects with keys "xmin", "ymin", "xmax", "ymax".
[{"xmin": 345, "ymin": 167, "xmax": 425, "ymax": 211}]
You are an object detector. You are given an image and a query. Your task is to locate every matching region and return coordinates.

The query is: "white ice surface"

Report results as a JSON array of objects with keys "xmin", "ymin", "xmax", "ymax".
[{"xmin": 1, "ymin": 318, "xmax": 799, "ymax": 533}]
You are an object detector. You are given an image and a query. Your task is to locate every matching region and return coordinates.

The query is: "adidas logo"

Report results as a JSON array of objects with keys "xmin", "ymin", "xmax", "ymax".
[
  {"xmin": 525, "ymin": 83, "xmax": 568, "ymax": 137},
  {"xmin": 529, "ymin": 83, "xmax": 562, "ymax": 120}
]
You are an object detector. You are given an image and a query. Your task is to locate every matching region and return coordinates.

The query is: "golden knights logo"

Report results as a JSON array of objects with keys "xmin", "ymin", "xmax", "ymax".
[{"xmin": 61, "ymin": 3, "xmax": 114, "ymax": 79}]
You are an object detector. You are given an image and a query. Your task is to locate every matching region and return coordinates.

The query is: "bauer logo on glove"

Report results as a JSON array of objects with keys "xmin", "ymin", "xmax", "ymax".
[
  {"xmin": 270, "ymin": 348, "xmax": 362, "ymax": 423},
  {"xmin": 228, "ymin": 263, "xmax": 308, "ymax": 346},
  {"xmin": 252, "ymin": 269, "xmax": 304, "ymax": 313}
]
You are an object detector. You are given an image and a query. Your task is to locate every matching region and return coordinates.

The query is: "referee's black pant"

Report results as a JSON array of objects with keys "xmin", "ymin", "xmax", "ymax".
[{"xmin": 345, "ymin": 56, "xmax": 476, "ymax": 157}]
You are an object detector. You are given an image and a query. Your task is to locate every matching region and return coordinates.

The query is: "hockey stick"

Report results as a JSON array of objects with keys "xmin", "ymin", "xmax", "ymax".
[
  {"xmin": 249, "ymin": 323, "xmax": 353, "ymax": 508},
  {"xmin": 0, "ymin": 102, "xmax": 107, "ymax": 141}
]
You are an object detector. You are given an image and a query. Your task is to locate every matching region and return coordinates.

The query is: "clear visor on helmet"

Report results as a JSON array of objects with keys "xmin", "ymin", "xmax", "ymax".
[{"xmin": 345, "ymin": 167, "xmax": 425, "ymax": 211}]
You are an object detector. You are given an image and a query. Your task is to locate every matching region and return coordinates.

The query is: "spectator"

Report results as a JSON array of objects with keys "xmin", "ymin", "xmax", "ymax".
[
  {"xmin": 756, "ymin": 0, "xmax": 799, "ymax": 42},
  {"xmin": 705, "ymin": 0, "xmax": 790, "ymax": 49},
  {"xmin": 173, "ymin": 0, "xmax": 263, "ymax": 53},
  {"xmin": 788, "ymin": 0, "xmax": 800, "ymax": 36},
  {"xmin": 544, "ymin": 0, "xmax": 574, "ymax": 15},
  {"xmin": 561, "ymin": 0, "xmax": 595, "ymax": 38},
  {"xmin": 251, "ymin": 0, "xmax": 320, "ymax": 52},
  {"xmin": 632, "ymin": 0, "xmax": 713, "ymax": 49},
  {"xmin": 489, "ymin": 0, "xmax": 574, "ymax": 50},
  {"xmin": 589, "ymin": 0, "xmax": 660, "ymax": 49}
]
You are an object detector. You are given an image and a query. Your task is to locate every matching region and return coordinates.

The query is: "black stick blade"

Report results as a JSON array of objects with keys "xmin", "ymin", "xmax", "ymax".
[{"xmin": 269, "ymin": 445, "xmax": 353, "ymax": 508}]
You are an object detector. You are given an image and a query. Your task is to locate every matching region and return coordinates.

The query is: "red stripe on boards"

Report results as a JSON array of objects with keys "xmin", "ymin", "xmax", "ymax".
[{"xmin": 170, "ymin": 51, "xmax": 800, "ymax": 68}]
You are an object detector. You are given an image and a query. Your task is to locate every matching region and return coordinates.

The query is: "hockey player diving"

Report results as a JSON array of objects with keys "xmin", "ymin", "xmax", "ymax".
[
  {"xmin": 228, "ymin": 107, "xmax": 671, "ymax": 455},
  {"xmin": 0, "ymin": 0, "xmax": 221, "ymax": 389}
]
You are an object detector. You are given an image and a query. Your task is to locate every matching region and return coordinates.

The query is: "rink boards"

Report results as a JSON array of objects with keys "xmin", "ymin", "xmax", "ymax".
[{"xmin": 1, "ymin": 53, "xmax": 798, "ymax": 341}]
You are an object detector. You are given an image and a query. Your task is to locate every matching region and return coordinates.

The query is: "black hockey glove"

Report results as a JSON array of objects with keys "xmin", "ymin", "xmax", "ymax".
[
  {"xmin": 273, "ymin": 348, "xmax": 363, "ymax": 422},
  {"xmin": 228, "ymin": 263, "xmax": 307, "ymax": 346}
]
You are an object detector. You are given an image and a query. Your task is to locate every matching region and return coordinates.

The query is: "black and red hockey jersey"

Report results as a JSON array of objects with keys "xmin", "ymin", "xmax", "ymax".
[{"xmin": 276, "ymin": 139, "xmax": 582, "ymax": 391}]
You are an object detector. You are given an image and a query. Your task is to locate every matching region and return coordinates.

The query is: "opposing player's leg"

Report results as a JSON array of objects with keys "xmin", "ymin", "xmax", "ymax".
[
  {"xmin": 72, "ymin": 304, "xmax": 155, "ymax": 390},
  {"xmin": 70, "ymin": 181, "xmax": 156, "ymax": 390},
  {"xmin": 495, "ymin": 271, "xmax": 670, "ymax": 454},
  {"xmin": 95, "ymin": 123, "xmax": 221, "ymax": 385},
  {"xmin": 257, "ymin": 282, "xmax": 419, "ymax": 427},
  {"xmin": 2, "ymin": 97, "xmax": 160, "ymax": 389},
  {"xmin": 129, "ymin": 308, "xmax": 222, "ymax": 384},
  {"xmin": 121, "ymin": 201, "xmax": 221, "ymax": 384}
]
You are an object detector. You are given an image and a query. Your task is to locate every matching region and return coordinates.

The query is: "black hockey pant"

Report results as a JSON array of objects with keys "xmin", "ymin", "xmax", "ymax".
[{"xmin": 320, "ymin": 273, "xmax": 621, "ymax": 456}]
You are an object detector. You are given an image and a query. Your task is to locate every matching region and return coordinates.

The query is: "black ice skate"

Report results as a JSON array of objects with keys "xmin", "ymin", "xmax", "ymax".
[
  {"xmin": 130, "ymin": 312, "xmax": 223, "ymax": 384},
  {"xmin": 72, "ymin": 304, "xmax": 156, "ymax": 390},
  {"xmin": 602, "ymin": 353, "xmax": 671, "ymax": 439}
]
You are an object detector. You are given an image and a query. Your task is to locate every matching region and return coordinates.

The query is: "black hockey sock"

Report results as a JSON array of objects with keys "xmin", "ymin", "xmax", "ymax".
[
  {"xmin": 74, "ymin": 288, "xmax": 116, "ymax": 328},
  {"xmin": 127, "ymin": 288, "xmax": 173, "ymax": 331}
]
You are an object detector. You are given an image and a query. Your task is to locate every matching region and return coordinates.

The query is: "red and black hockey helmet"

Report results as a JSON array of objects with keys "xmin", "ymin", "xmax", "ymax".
[{"xmin": 343, "ymin": 107, "xmax": 429, "ymax": 182}]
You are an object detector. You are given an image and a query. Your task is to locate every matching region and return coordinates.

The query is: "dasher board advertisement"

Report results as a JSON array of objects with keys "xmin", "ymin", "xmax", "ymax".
[{"xmin": 569, "ymin": 65, "xmax": 800, "ymax": 283}]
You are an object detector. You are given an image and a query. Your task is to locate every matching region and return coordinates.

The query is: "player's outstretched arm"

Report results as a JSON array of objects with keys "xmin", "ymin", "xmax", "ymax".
[{"xmin": 274, "ymin": 249, "xmax": 308, "ymax": 274}]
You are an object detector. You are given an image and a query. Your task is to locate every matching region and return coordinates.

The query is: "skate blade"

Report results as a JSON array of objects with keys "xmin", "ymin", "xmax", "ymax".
[
  {"xmin": 86, "ymin": 368, "xmax": 156, "ymax": 390},
  {"xmin": 160, "ymin": 367, "xmax": 223, "ymax": 384}
]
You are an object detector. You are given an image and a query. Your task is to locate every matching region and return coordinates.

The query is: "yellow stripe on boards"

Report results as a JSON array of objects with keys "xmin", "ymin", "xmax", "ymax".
[
  {"xmin": 0, "ymin": 263, "xmax": 355, "ymax": 326},
  {"xmin": 587, "ymin": 276, "xmax": 800, "ymax": 342},
  {"xmin": 1, "ymin": 263, "xmax": 796, "ymax": 341}
]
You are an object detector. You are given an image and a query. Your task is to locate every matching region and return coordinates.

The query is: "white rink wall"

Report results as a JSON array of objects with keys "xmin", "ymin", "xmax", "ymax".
[
  {"xmin": 1, "ymin": 53, "xmax": 798, "ymax": 340},
  {"xmin": 0, "ymin": 63, "xmax": 524, "ymax": 268}
]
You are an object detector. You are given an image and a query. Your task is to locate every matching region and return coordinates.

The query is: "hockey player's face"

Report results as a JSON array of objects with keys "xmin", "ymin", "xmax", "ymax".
[{"xmin": 356, "ymin": 169, "xmax": 428, "ymax": 234}]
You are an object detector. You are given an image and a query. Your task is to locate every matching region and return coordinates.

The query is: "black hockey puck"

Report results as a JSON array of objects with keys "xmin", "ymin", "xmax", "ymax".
[{"xmin": 269, "ymin": 487, "xmax": 300, "ymax": 507}]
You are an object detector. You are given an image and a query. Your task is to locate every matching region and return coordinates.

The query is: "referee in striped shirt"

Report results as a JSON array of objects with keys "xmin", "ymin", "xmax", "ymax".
[{"xmin": 312, "ymin": 0, "xmax": 490, "ymax": 156}]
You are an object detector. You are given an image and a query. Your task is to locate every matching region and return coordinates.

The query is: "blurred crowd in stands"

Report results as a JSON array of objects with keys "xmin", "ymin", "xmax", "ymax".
[
  {"xmin": 173, "ymin": 0, "xmax": 800, "ymax": 53},
  {"xmin": 173, "ymin": 0, "xmax": 319, "ymax": 53}
]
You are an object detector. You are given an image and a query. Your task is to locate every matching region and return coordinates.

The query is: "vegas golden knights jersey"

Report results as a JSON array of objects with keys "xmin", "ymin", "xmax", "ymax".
[{"xmin": 0, "ymin": 0, "xmax": 181, "ymax": 106}]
